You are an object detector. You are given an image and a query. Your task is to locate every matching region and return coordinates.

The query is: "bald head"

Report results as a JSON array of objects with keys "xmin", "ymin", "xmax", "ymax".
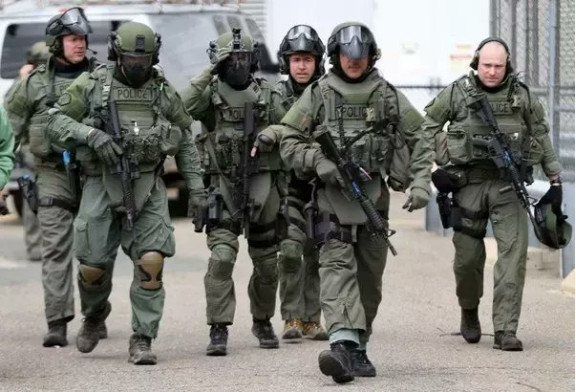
[{"xmin": 477, "ymin": 41, "xmax": 509, "ymax": 87}]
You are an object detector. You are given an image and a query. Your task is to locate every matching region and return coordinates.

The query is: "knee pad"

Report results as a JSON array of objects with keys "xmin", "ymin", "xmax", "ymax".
[
  {"xmin": 255, "ymin": 258, "xmax": 279, "ymax": 285},
  {"xmin": 136, "ymin": 251, "xmax": 164, "ymax": 290},
  {"xmin": 78, "ymin": 263, "xmax": 107, "ymax": 289},
  {"xmin": 279, "ymin": 240, "xmax": 303, "ymax": 272},
  {"xmin": 209, "ymin": 244, "xmax": 236, "ymax": 281}
]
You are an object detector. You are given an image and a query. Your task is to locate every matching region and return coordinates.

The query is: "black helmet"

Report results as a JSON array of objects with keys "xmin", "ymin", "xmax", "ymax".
[
  {"xmin": 45, "ymin": 7, "xmax": 92, "ymax": 54},
  {"xmin": 327, "ymin": 22, "xmax": 380, "ymax": 67},
  {"xmin": 277, "ymin": 25, "xmax": 325, "ymax": 76}
]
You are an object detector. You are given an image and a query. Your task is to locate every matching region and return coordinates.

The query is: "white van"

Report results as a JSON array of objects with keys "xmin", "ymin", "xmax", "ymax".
[{"xmin": 1, "ymin": 0, "xmax": 280, "ymax": 216}]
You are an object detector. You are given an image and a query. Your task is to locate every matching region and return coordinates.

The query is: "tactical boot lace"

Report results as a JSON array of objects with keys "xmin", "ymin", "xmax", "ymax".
[
  {"xmin": 282, "ymin": 319, "xmax": 303, "ymax": 340},
  {"xmin": 303, "ymin": 321, "xmax": 328, "ymax": 341}
]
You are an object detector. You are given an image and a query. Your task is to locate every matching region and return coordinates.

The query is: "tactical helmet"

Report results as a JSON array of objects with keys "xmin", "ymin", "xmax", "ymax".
[
  {"xmin": 108, "ymin": 22, "xmax": 161, "ymax": 87},
  {"xmin": 534, "ymin": 202, "xmax": 572, "ymax": 249},
  {"xmin": 26, "ymin": 41, "xmax": 49, "ymax": 67},
  {"xmin": 45, "ymin": 7, "xmax": 92, "ymax": 54},
  {"xmin": 327, "ymin": 22, "xmax": 380, "ymax": 66},
  {"xmin": 207, "ymin": 28, "xmax": 259, "ymax": 73},
  {"xmin": 277, "ymin": 25, "xmax": 325, "ymax": 76}
]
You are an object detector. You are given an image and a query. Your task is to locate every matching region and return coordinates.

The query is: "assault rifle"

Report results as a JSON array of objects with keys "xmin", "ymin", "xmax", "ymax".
[{"xmin": 315, "ymin": 130, "xmax": 397, "ymax": 255}]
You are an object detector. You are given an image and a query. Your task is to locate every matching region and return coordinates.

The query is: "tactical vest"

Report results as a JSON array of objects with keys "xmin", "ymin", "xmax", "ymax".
[
  {"xmin": 197, "ymin": 78, "xmax": 280, "ymax": 174},
  {"xmin": 446, "ymin": 75, "xmax": 529, "ymax": 167},
  {"xmin": 78, "ymin": 65, "xmax": 179, "ymax": 172},
  {"xmin": 318, "ymin": 71, "xmax": 400, "ymax": 174},
  {"xmin": 276, "ymin": 79, "xmax": 298, "ymax": 112},
  {"xmin": 28, "ymin": 64, "xmax": 78, "ymax": 161}
]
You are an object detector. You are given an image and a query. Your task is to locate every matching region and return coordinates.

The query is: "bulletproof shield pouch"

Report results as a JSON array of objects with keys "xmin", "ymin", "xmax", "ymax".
[
  {"xmin": 434, "ymin": 130, "xmax": 449, "ymax": 165},
  {"xmin": 322, "ymin": 176, "xmax": 382, "ymax": 225},
  {"xmin": 102, "ymin": 169, "xmax": 155, "ymax": 213},
  {"xmin": 219, "ymin": 172, "xmax": 271, "ymax": 223},
  {"xmin": 17, "ymin": 175, "xmax": 39, "ymax": 213},
  {"xmin": 28, "ymin": 113, "xmax": 52, "ymax": 158},
  {"xmin": 158, "ymin": 122, "xmax": 183, "ymax": 157}
]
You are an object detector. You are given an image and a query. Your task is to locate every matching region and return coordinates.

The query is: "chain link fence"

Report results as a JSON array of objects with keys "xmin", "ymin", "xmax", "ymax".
[
  {"xmin": 491, "ymin": 0, "xmax": 575, "ymax": 182},
  {"xmin": 493, "ymin": 0, "xmax": 574, "ymax": 275}
]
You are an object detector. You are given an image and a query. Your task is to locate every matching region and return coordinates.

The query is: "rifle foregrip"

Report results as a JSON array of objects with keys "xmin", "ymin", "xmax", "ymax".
[{"xmin": 359, "ymin": 197, "xmax": 385, "ymax": 233}]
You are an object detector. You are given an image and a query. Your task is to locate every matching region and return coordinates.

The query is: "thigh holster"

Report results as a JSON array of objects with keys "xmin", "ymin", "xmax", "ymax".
[
  {"xmin": 314, "ymin": 212, "xmax": 353, "ymax": 246},
  {"xmin": 451, "ymin": 204, "xmax": 488, "ymax": 239}
]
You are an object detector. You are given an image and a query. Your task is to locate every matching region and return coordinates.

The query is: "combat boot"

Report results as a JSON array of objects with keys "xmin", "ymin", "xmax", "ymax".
[
  {"xmin": 303, "ymin": 321, "xmax": 328, "ymax": 341},
  {"xmin": 493, "ymin": 331, "xmax": 523, "ymax": 351},
  {"xmin": 98, "ymin": 321, "xmax": 108, "ymax": 339},
  {"xmin": 128, "ymin": 334, "xmax": 157, "ymax": 365},
  {"xmin": 76, "ymin": 301, "xmax": 112, "ymax": 353},
  {"xmin": 282, "ymin": 319, "xmax": 303, "ymax": 340},
  {"xmin": 43, "ymin": 319, "xmax": 68, "ymax": 347},
  {"xmin": 206, "ymin": 324, "xmax": 228, "ymax": 356},
  {"xmin": 318, "ymin": 340, "xmax": 356, "ymax": 384},
  {"xmin": 251, "ymin": 318, "xmax": 279, "ymax": 349},
  {"xmin": 350, "ymin": 349, "xmax": 376, "ymax": 377},
  {"xmin": 460, "ymin": 307, "xmax": 481, "ymax": 343}
]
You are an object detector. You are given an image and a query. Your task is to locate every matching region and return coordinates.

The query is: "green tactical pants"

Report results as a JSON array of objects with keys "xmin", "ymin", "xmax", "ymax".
[
  {"xmin": 204, "ymin": 186, "xmax": 281, "ymax": 325},
  {"xmin": 22, "ymin": 197, "xmax": 41, "ymax": 261},
  {"xmin": 278, "ymin": 194, "xmax": 321, "ymax": 322},
  {"xmin": 452, "ymin": 178, "xmax": 528, "ymax": 333},
  {"xmin": 36, "ymin": 167, "xmax": 77, "ymax": 324},
  {"xmin": 74, "ymin": 175, "xmax": 175, "ymax": 338}
]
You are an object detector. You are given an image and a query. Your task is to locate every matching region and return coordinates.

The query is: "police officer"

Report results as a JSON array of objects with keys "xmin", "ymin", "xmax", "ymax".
[
  {"xmin": 424, "ymin": 38, "xmax": 563, "ymax": 351},
  {"xmin": 47, "ymin": 22, "xmax": 206, "ymax": 365},
  {"xmin": 5, "ymin": 7, "xmax": 103, "ymax": 347},
  {"xmin": 0, "ymin": 107, "xmax": 15, "ymax": 215},
  {"xmin": 5, "ymin": 41, "xmax": 50, "ymax": 262},
  {"xmin": 277, "ymin": 22, "xmax": 433, "ymax": 383},
  {"xmin": 274, "ymin": 25, "xmax": 328, "ymax": 341},
  {"xmin": 181, "ymin": 29, "xmax": 287, "ymax": 356}
]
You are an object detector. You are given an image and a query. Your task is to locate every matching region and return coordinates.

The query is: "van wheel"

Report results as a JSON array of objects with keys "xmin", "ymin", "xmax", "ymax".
[{"xmin": 168, "ymin": 185, "xmax": 189, "ymax": 218}]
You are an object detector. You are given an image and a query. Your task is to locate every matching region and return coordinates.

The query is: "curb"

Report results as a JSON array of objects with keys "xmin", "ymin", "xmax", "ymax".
[{"xmin": 561, "ymin": 270, "xmax": 575, "ymax": 295}]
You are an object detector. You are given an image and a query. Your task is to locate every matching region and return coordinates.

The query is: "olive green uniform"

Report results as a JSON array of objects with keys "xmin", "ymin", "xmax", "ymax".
[
  {"xmin": 181, "ymin": 66, "xmax": 287, "ymax": 325},
  {"xmin": 6, "ymin": 58, "xmax": 90, "ymax": 323},
  {"xmin": 0, "ymin": 107, "xmax": 14, "ymax": 190},
  {"xmin": 5, "ymin": 78, "xmax": 41, "ymax": 261},
  {"xmin": 423, "ymin": 73, "xmax": 561, "ymax": 334},
  {"xmin": 47, "ymin": 65, "xmax": 204, "ymax": 338},
  {"xmin": 275, "ymin": 78, "xmax": 321, "ymax": 324},
  {"xmin": 279, "ymin": 69, "xmax": 434, "ymax": 346}
]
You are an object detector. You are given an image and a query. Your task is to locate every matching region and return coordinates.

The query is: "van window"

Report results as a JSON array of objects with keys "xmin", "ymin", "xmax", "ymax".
[
  {"xmin": 245, "ymin": 18, "xmax": 279, "ymax": 73},
  {"xmin": 227, "ymin": 16, "xmax": 242, "ymax": 30},
  {"xmin": 1, "ymin": 21, "xmax": 123, "ymax": 79}
]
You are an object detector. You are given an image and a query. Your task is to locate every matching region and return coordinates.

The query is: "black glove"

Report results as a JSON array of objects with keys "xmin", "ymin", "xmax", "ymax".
[
  {"xmin": 188, "ymin": 190, "xmax": 208, "ymax": 219},
  {"xmin": 540, "ymin": 184, "xmax": 563, "ymax": 215},
  {"xmin": 87, "ymin": 129, "xmax": 123, "ymax": 167},
  {"xmin": 431, "ymin": 168, "xmax": 460, "ymax": 194}
]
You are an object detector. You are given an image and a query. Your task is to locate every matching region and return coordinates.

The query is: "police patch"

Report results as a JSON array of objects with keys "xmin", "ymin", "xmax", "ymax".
[{"xmin": 58, "ymin": 92, "xmax": 72, "ymax": 106}]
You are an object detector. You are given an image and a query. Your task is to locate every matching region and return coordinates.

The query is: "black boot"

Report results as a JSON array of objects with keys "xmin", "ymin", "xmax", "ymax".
[
  {"xmin": 318, "ymin": 340, "xmax": 356, "ymax": 384},
  {"xmin": 251, "ymin": 318, "xmax": 279, "ymax": 349},
  {"xmin": 206, "ymin": 324, "xmax": 228, "ymax": 356},
  {"xmin": 76, "ymin": 301, "xmax": 112, "ymax": 353},
  {"xmin": 98, "ymin": 321, "xmax": 108, "ymax": 339},
  {"xmin": 43, "ymin": 319, "xmax": 68, "ymax": 347},
  {"xmin": 493, "ymin": 331, "xmax": 523, "ymax": 351},
  {"xmin": 350, "ymin": 349, "xmax": 376, "ymax": 377},
  {"xmin": 128, "ymin": 334, "xmax": 157, "ymax": 365},
  {"xmin": 460, "ymin": 308, "xmax": 481, "ymax": 343}
]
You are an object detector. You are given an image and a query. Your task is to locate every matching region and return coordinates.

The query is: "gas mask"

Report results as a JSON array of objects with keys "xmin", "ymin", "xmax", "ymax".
[
  {"xmin": 220, "ymin": 52, "xmax": 252, "ymax": 88},
  {"xmin": 120, "ymin": 52, "xmax": 153, "ymax": 87}
]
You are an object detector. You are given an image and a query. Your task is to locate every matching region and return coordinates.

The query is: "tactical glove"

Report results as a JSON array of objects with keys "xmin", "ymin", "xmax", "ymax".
[
  {"xmin": 187, "ymin": 189, "xmax": 208, "ymax": 219},
  {"xmin": 210, "ymin": 46, "xmax": 232, "ymax": 75},
  {"xmin": 402, "ymin": 187, "xmax": 430, "ymax": 212},
  {"xmin": 87, "ymin": 129, "xmax": 123, "ymax": 167},
  {"xmin": 315, "ymin": 156, "xmax": 344, "ymax": 188},
  {"xmin": 252, "ymin": 126, "xmax": 280, "ymax": 154}
]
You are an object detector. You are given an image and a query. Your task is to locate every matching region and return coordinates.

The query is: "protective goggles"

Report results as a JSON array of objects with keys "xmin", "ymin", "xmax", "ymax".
[
  {"xmin": 121, "ymin": 52, "xmax": 154, "ymax": 68},
  {"xmin": 46, "ymin": 7, "xmax": 92, "ymax": 36},
  {"xmin": 286, "ymin": 25, "xmax": 320, "ymax": 41}
]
